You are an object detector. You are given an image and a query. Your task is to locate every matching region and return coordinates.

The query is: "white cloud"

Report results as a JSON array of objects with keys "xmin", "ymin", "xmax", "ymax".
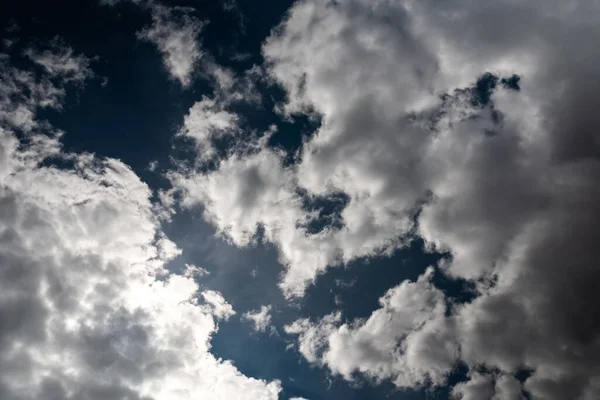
[
  {"xmin": 202, "ymin": 290, "xmax": 236, "ymax": 321},
  {"xmin": 184, "ymin": 263, "xmax": 210, "ymax": 277},
  {"xmin": 243, "ymin": 305, "xmax": 273, "ymax": 332},
  {"xmin": 175, "ymin": 0, "xmax": 441, "ymax": 297},
  {"xmin": 285, "ymin": 269, "xmax": 457, "ymax": 388},
  {"xmin": 451, "ymin": 372, "xmax": 523, "ymax": 400},
  {"xmin": 24, "ymin": 36, "xmax": 94, "ymax": 84},
  {"xmin": 0, "ymin": 44, "xmax": 281, "ymax": 400},
  {"xmin": 137, "ymin": 4, "xmax": 204, "ymax": 87},
  {"xmin": 165, "ymin": 0, "xmax": 600, "ymax": 397},
  {"xmin": 0, "ymin": 50, "xmax": 72, "ymax": 131},
  {"xmin": 285, "ymin": 312, "xmax": 341, "ymax": 365},
  {"xmin": 179, "ymin": 96, "xmax": 239, "ymax": 161},
  {"xmin": 451, "ymin": 373, "xmax": 495, "ymax": 400}
]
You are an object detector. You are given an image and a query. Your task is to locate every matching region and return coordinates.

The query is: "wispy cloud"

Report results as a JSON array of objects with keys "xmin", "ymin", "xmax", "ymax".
[{"xmin": 137, "ymin": 4, "xmax": 204, "ymax": 87}]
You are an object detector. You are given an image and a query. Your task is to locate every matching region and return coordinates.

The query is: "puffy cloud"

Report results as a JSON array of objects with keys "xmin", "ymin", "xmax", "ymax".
[
  {"xmin": 451, "ymin": 372, "xmax": 523, "ymax": 400},
  {"xmin": 243, "ymin": 305, "xmax": 273, "ymax": 333},
  {"xmin": 137, "ymin": 4, "xmax": 205, "ymax": 87},
  {"xmin": 179, "ymin": 96, "xmax": 239, "ymax": 161},
  {"xmin": 202, "ymin": 290, "xmax": 236, "ymax": 321},
  {"xmin": 493, "ymin": 375, "xmax": 524, "ymax": 400},
  {"xmin": 169, "ymin": 0, "xmax": 600, "ymax": 397},
  {"xmin": 451, "ymin": 372, "xmax": 494, "ymax": 400},
  {"xmin": 0, "ymin": 44, "xmax": 281, "ymax": 400},
  {"xmin": 284, "ymin": 312, "xmax": 341, "ymax": 365},
  {"xmin": 285, "ymin": 269, "xmax": 457, "ymax": 388},
  {"xmin": 176, "ymin": 0, "xmax": 440, "ymax": 297},
  {"xmin": 171, "ymin": 146, "xmax": 352, "ymax": 297}
]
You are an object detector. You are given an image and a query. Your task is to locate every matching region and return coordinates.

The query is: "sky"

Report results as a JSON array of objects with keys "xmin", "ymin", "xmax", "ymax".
[{"xmin": 0, "ymin": 1, "xmax": 599, "ymax": 399}]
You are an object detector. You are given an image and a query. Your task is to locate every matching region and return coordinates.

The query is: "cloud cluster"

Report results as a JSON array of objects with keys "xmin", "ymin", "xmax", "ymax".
[
  {"xmin": 171, "ymin": 0, "xmax": 600, "ymax": 398},
  {"xmin": 285, "ymin": 269, "xmax": 456, "ymax": 388},
  {"xmin": 451, "ymin": 372, "xmax": 523, "ymax": 400},
  {"xmin": 0, "ymin": 43, "xmax": 280, "ymax": 400}
]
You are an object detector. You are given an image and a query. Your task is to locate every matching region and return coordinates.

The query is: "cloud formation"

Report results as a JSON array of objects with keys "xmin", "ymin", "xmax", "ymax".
[
  {"xmin": 285, "ymin": 269, "xmax": 457, "ymax": 388},
  {"xmin": 24, "ymin": 36, "xmax": 94, "ymax": 84},
  {"xmin": 0, "ymin": 42, "xmax": 280, "ymax": 400},
  {"xmin": 243, "ymin": 305, "xmax": 273, "ymax": 333},
  {"xmin": 137, "ymin": 4, "xmax": 204, "ymax": 87},
  {"xmin": 451, "ymin": 372, "xmax": 523, "ymax": 400},
  {"xmin": 179, "ymin": 96, "xmax": 239, "ymax": 161},
  {"xmin": 172, "ymin": 0, "xmax": 600, "ymax": 398}
]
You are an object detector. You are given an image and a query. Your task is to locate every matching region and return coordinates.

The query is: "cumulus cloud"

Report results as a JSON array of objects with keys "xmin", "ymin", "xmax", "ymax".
[
  {"xmin": 137, "ymin": 4, "xmax": 204, "ymax": 87},
  {"xmin": 243, "ymin": 305, "xmax": 273, "ymax": 333},
  {"xmin": 179, "ymin": 96, "xmax": 239, "ymax": 161},
  {"xmin": 451, "ymin": 372, "xmax": 523, "ymax": 400},
  {"xmin": 284, "ymin": 312, "xmax": 341, "ymax": 365},
  {"xmin": 170, "ymin": 0, "xmax": 600, "ymax": 398},
  {"xmin": 170, "ymin": 146, "xmax": 353, "ymax": 297},
  {"xmin": 0, "ymin": 44, "xmax": 280, "ymax": 400},
  {"xmin": 202, "ymin": 290, "xmax": 236, "ymax": 320},
  {"xmin": 285, "ymin": 269, "xmax": 457, "ymax": 388},
  {"xmin": 175, "ymin": 0, "xmax": 440, "ymax": 297}
]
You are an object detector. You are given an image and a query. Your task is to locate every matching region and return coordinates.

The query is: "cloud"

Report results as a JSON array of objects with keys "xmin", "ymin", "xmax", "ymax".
[
  {"xmin": 168, "ymin": 0, "xmax": 600, "ymax": 397},
  {"xmin": 451, "ymin": 372, "xmax": 523, "ymax": 400},
  {"xmin": 284, "ymin": 312, "xmax": 341, "ymax": 365},
  {"xmin": 0, "ymin": 42, "xmax": 84, "ymax": 131},
  {"xmin": 184, "ymin": 263, "xmax": 210, "ymax": 278},
  {"xmin": 202, "ymin": 290, "xmax": 236, "ymax": 321},
  {"xmin": 243, "ymin": 305, "xmax": 273, "ymax": 332},
  {"xmin": 175, "ymin": 0, "xmax": 440, "ymax": 297},
  {"xmin": 137, "ymin": 4, "xmax": 205, "ymax": 87},
  {"xmin": 170, "ymin": 146, "xmax": 354, "ymax": 297},
  {"xmin": 178, "ymin": 96, "xmax": 239, "ymax": 161},
  {"xmin": 24, "ymin": 36, "xmax": 94, "ymax": 84},
  {"xmin": 285, "ymin": 269, "xmax": 457, "ymax": 388},
  {"xmin": 0, "ymin": 43, "xmax": 281, "ymax": 400}
]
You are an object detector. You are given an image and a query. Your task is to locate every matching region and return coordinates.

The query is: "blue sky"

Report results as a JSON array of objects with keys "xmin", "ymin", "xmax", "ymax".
[{"xmin": 0, "ymin": 1, "xmax": 599, "ymax": 400}]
